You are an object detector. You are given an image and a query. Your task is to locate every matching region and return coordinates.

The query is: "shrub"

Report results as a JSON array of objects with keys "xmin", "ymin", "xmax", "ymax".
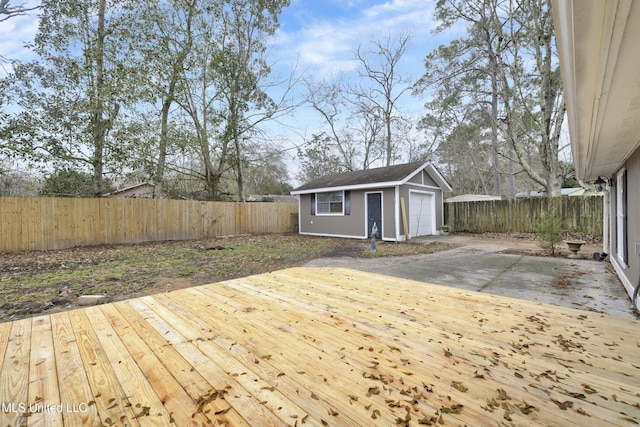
[
  {"xmin": 536, "ymin": 206, "xmax": 564, "ymax": 255},
  {"xmin": 39, "ymin": 169, "xmax": 95, "ymax": 197}
]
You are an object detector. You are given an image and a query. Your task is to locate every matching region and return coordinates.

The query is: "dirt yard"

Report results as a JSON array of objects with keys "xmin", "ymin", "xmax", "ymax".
[
  {"xmin": 1, "ymin": 231, "xmax": 603, "ymax": 322},
  {"xmin": 0, "ymin": 233, "xmax": 453, "ymax": 322}
]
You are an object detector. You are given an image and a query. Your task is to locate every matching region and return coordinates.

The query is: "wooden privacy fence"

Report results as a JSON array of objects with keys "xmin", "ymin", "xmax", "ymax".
[
  {"xmin": 0, "ymin": 197, "xmax": 299, "ymax": 252},
  {"xmin": 444, "ymin": 196, "xmax": 603, "ymax": 236}
]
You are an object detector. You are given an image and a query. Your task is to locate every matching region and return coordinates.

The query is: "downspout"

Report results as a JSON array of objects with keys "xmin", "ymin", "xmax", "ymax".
[
  {"xmin": 633, "ymin": 265, "xmax": 640, "ymax": 310},
  {"xmin": 602, "ymin": 185, "xmax": 610, "ymax": 255}
]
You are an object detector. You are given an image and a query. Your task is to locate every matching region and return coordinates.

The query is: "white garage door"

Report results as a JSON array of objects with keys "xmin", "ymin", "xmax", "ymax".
[{"xmin": 409, "ymin": 193, "xmax": 433, "ymax": 237}]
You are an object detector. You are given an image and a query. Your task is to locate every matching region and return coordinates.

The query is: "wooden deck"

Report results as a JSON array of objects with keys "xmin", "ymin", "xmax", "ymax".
[{"xmin": 1, "ymin": 267, "xmax": 639, "ymax": 426}]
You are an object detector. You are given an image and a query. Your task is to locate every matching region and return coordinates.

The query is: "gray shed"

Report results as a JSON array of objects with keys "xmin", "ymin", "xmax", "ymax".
[{"xmin": 291, "ymin": 161, "xmax": 452, "ymax": 241}]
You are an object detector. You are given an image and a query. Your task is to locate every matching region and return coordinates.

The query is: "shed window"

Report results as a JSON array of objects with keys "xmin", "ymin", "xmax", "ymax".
[{"xmin": 316, "ymin": 191, "xmax": 344, "ymax": 215}]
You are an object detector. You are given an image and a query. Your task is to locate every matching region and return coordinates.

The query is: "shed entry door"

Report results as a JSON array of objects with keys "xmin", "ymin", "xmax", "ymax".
[
  {"xmin": 367, "ymin": 193, "xmax": 382, "ymax": 238},
  {"xmin": 409, "ymin": 192, "xmax": 433, "ymax": 237}
]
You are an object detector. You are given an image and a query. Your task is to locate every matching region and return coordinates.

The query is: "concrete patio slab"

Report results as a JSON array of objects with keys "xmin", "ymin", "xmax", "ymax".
[{"xmin": 306, "ymin": 238, "xmax": 638, "ymax": 319}]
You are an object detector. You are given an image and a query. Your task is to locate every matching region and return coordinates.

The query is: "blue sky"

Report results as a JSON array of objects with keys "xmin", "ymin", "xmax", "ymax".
[
  {"xmin": 0, "ymin": 0, "xmax": 40, "ymax": 66},
  {"xmin": 1, "ymin": 0, "xmax": 458, "ymax": 176},
  {"xmin": 1, "ymin": 0, "xmax": 447, "ymax": 76},
  {"xmin": 0, "ymin": 0, "xmax": 450, "ymax": 115},
  {"xmin": 276, "ymin": 0, "xmax": 444, "ymax": 83}
]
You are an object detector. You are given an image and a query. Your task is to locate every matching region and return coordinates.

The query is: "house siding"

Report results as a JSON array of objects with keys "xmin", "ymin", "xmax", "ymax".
[{"xmin": 610, "ymin": 147, "xmax": 640, "ymax": 298}]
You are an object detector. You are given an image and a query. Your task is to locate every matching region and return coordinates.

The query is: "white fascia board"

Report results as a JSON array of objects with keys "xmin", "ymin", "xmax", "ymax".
[
  {"xmin": 298, "ymin": 231, "xmax": 368, "ymax": 239},
  {"xmin": 398, "ymin": 161, "xmax": 430, "ymax": 185},
  {"xmin": 397, "ymin": 161, "xmax": 452, "ymax": 193},
  {"xmin": 394, "ymin": 186, "xmax": 401, "ymax": 241},
  {"xmin": 290, "ymin": 182, "xmax": 402, "ymax": 195}
]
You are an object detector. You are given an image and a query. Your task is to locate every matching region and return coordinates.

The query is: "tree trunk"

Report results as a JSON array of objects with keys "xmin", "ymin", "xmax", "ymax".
[
  {"xmin": 154, "ymin": 1, "xmax": 195, "ymax": 199},
  {"xmin": 155, "ymin": 99, "xmax": 171, "ymax": 199},
  {"xmin": 490, "ymin": 75, "xmax": 501, "ymax": 197},
  {"xmin": 91, "ymin": 0, "xmax": 107, "ymax": 196}
]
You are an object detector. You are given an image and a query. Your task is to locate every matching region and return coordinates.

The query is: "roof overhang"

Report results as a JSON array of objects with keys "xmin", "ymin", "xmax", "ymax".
[
  {"xmin": 290, "ymin": 161, "xmax": 453, "ymax": 195},
  {"xmin": 423, "ymin": 163, "xmax": 453, "ymax": 193},
  {"xmin": 553, "ymin": 0, "xmax": 640, "ymax": 181},
  {"xmin": 290, "ymin": 181, "xmax": 404, "ymax": 195}
]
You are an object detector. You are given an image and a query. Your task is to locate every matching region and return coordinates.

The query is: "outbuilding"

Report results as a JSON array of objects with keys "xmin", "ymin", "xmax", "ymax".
[{"xmin": 291, "ymin": 161, "xmax": 452, "ymax": 241}]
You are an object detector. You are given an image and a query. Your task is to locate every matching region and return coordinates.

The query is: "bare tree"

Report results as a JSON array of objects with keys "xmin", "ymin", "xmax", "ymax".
[
  {"xmin": 174, "ymin": 0, "xmax": 297, "ymax": 201},
  {"xmin": 304, "ymin": 77, "xmax": 354, "ymax": 170},
  {"xmin": 353, "ymin": 31, "xmax": 413, "ymax": 166},
  {"xmin": 498, "ymin": 0, "xmax": 565, "ymax": 197},
  {"xmin": 415, "ymin": 0, "xmax": 509, "ymax": 197},
  {"xmin": 301, "ymin": 31, "xmax": 412, "ymax": 173},
  {"xmin": 0, "ymin": 0, "xmax": 39, "ymax": 22}
]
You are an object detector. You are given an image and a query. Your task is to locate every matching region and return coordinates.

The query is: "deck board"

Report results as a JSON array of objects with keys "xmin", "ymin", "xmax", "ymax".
[
  {"xmin": 50, "ymin": 313, "xmax": 100, "ymax": 426},
  {"xmin": 28, "ymin": 316, "xmax": 62, "ymax": 426},
  {"xmin": 0, "ymin": 267, "xmax": 639, "ymax": 426},
  {"xmin": 1, "ymin": 318, "xmax": 32, "ymax": 427}
]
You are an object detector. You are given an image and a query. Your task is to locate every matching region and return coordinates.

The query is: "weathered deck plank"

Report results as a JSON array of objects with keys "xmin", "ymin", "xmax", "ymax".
[{"xmin": 0, "ymin": 267, "xmax": 638, "ymax": 426}]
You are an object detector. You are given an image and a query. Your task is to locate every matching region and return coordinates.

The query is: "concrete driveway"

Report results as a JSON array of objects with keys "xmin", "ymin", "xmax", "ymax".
[{"xmin": 306, "ymin": 235, "xmax": 638, "ymax": 319}]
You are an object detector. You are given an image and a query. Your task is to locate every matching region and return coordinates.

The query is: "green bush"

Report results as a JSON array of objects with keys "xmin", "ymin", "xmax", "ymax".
[
  {"xmin": 536, "ymin": 206, "xmax": 564, "ymax": 255},
  {"xmin": 39, "ymin": 169, "xmax": 95, "ymax": 197}
]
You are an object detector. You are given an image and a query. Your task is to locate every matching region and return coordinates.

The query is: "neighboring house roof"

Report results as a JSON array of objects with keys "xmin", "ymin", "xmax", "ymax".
[
  {"xmin": 103, "ymin": 182, "xmax": 155, "ymax": 198},
  {"xmin": 446, "ymin": 194, "xmax": 501, "ymax": 203},
  {"xmin": 246, "ymin": 194, "xmax": 298, "ymax": 203},
  {"xmin": 567, "ymin": 188, "xmax": 603, "ymax": 197},
  {"xmin": 291, "ymin": 161, "xmax": 452, "ymax": 194},
  {"xmin": 561, "ymin": 188, "xmax": 583, "ymax": 196},
  {"xmin": 516, "ymin": 188, "xmax": 582, "ymax": 198},
  {"xmin": 552, "ymin": 0, "xmax": 640, "ymax": 181}
]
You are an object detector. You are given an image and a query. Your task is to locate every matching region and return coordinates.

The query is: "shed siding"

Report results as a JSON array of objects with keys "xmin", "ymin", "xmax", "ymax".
[
  {"xmin": 381, "ymin": 188, "xmax": 396, "ymax": 240},
  {"xmin": 399, "ymin": 184, "xmax": 444, "ymax": 232},
  {"xmin": 407, "ymin": 170, "xmax": 438, "ymax": 187},
  {"xmin": 298, "ymin": 191, "xmax": 368, "ymax": 238},
  {"xmin": 295, "ymin": 163, "xmax": 450, "ymax": 241},
  {"xmin": 298, "ymin": 188, "xmax": 401, "ymax": 240}
]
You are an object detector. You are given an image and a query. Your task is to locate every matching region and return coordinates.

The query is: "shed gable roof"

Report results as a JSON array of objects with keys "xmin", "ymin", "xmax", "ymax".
[{"xmin": 291, "ymin": 161, "xmax": 452, "ymax": 194}]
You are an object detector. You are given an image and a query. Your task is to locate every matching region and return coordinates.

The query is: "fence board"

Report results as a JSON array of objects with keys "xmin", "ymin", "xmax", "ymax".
[
  {"xmin": 444, "ymin": 196, "xmax": 603, "ymax": 236},
  {"xmin": 0, "ymin": 197, "xmax": 298, "ymax": 253}
]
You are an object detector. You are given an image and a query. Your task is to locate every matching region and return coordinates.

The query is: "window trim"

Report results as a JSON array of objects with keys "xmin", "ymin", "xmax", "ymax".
[
  {"xmin": 314, "ymin": 190, "xmax": 347, "ymax": 216},
  {"xmin": 616, "ymin": 169, "xmax": 628, "ymax": 266}
]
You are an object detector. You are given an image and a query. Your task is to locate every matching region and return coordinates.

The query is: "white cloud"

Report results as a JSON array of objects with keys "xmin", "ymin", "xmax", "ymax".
[
  {"xmin": 274, "ymin": 0, "xmax": 441, "ymax": 78},
  {"xmin": 0, "ymin": 2, "xmax": 40, "ymax": 75}
]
